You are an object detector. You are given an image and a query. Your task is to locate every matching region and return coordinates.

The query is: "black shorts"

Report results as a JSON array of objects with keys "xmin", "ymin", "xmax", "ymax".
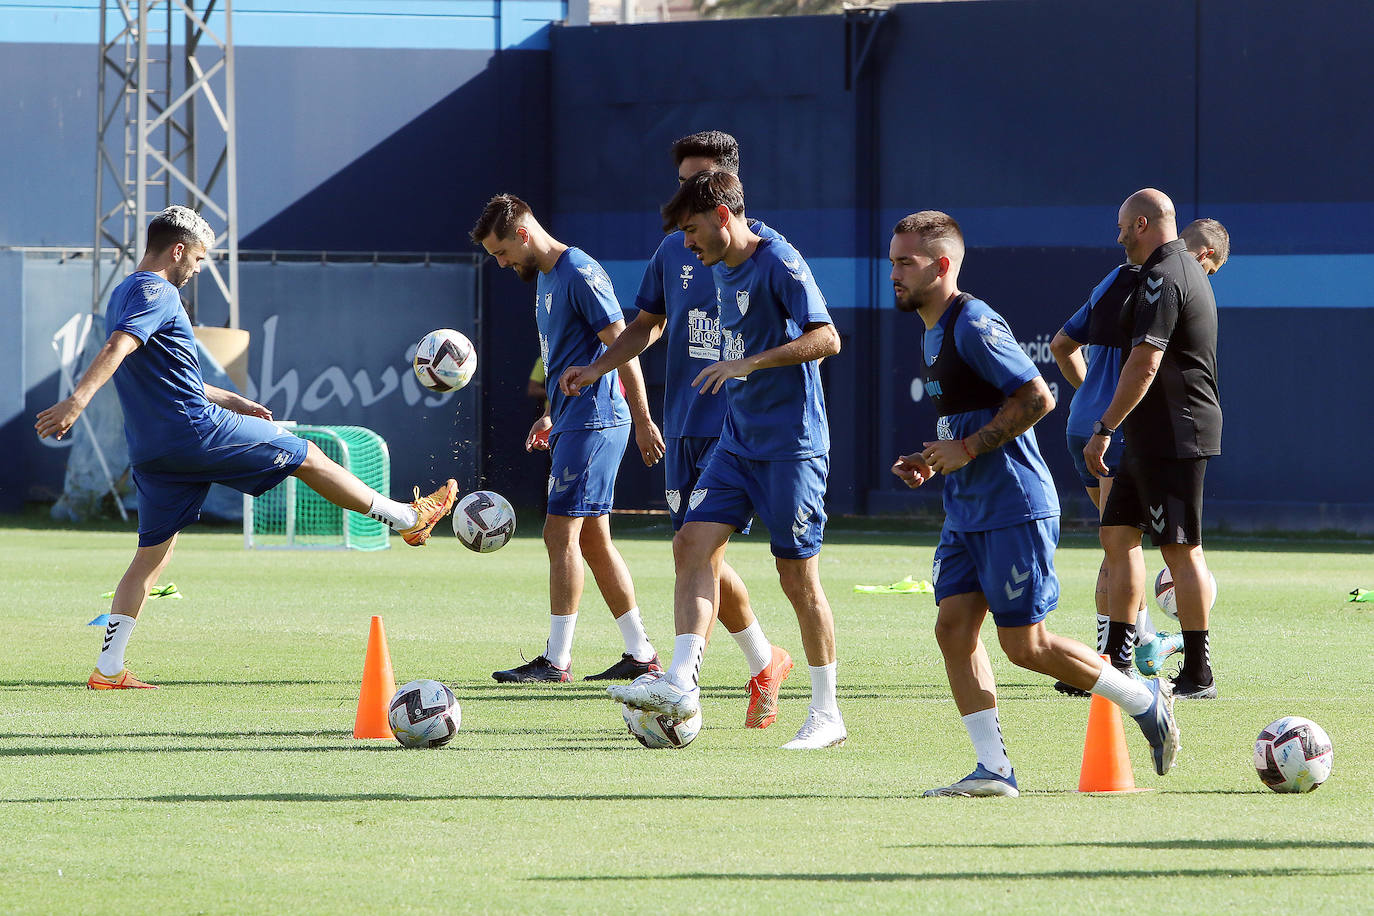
[{"xmin": 1100, "ymin": 451, "xmax": 1208, "ymax": 546}]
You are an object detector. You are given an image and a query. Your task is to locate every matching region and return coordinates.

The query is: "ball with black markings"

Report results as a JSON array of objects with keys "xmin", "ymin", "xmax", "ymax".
[
  {"xmin": 388, "ymin": 679, "xmax": 461, "ymax": 748},
  {"xmin": 452, "ymin": 490, "xmax": 516, "ymax": 553},
  {"xmin": 1254, "ymin": 716, "xmax": 1333, "ymax": 793},
  {"xmin": 413, "ymin": 328, "xmax": 477, "ymax": 392}
]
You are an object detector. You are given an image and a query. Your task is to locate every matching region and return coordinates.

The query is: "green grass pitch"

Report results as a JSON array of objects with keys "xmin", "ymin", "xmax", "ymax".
[{"xmin": 2, "ymin": 516, "xmax": 1372, "ymax": 914}]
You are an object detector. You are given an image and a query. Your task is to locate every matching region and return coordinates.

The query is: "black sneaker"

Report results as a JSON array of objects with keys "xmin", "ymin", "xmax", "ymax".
[
  {"xmin": 492, "ymin": 655, "xmax": 571, "ymax": 683},
  {"xmin": 583, "ymin": 653, "xmax": 661, "ymax": 682},
  {"xmin": 1053, "ymin": 679, "xmax": 1091, "ymax": 698},
  {"xmin": 1169, "ymin": 670, "xmax": 1219, "ymax": 699}
]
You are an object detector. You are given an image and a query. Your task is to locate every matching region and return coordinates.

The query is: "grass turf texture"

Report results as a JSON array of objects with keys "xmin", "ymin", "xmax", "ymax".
[{"xmin": 2, "ymin": 518, "xmax": 1372, "ymax": 914}]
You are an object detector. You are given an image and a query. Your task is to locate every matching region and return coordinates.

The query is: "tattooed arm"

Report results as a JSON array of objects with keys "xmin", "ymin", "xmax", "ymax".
[{"xmin": 920, "ymin": 377, "xmax": 1055, "ymax": 476}]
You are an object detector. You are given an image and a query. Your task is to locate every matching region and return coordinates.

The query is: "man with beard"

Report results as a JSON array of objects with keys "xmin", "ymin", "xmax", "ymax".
[
  {"xmin": 37, "ymin": 206, "xmax": 457, "ymax": 690},
  {"xmin": 471, "ymin": 194, "xmax": 665, "ymax": 683},
  {"xmin": 887, "ymin": 210, "xmax": 1178, "ymax": 795}
]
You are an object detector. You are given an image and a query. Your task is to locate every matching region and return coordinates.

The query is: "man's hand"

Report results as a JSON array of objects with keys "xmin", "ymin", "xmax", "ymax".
[
  {"xmin": 691, "ymin": 358, "xmax": 753, "ymax": 395},
  {"xmin": 635, "ymin": 418, "xmax": 666, "ymax": 467},
  {"xmin": 221, "ymin": 392, "xmax": 272, "ymax": 419},
  {"xmin": 891, "ymin": 453, "xmax": 935, "ymax": 489},
  {"xmin": 1083, "ymin": 434, "xmax": 1110, "ymax": 478},
  {"xmin": 35, "ymin": 396, "xmax": 86, "ymax": 440},
  {"xmin": 921, "ymin": 439, "xmax": 975, "ymax": 476},
  {"xmin": 559, "ymin": 365, "xmax": 600, "ymax": 397},
  {"xmin": 526, "ymin": 415, "xmax": 552, "ymax": 452}
]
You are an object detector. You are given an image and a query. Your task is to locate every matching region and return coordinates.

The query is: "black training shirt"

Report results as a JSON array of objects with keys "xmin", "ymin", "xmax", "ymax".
[{"xmin": 1118, "ymin": 238, "xmax": 1222, "ymax": 458}]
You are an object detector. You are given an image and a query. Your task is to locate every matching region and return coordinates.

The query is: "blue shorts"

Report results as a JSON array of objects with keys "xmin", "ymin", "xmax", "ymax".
[
  {"xmin": 1067, "ymin": 431, "xmax": 1125, "ymax": 488},
  {"xmin": 664, "ymin": 436, "xmax": 749, "ymax": 534},
  {"xmin": 932, "ymin": 517, "xmax": 1060, "ymax": 628},
  {"xmin": 684, "ymin": 447, "xmax": 828, "ymax": 560},
  {"xmin": 546, "ymin": 425, "xmax": 630, "ymax": 517},
  {"xmin": 132, "ymin": 414, "xmax": 309, "ymax": 547}
]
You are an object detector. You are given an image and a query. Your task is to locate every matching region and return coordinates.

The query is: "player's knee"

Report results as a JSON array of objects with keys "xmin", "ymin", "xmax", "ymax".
[{"xmin": 671, "ymin": 528, "xmax": 712, "ymax": 571}]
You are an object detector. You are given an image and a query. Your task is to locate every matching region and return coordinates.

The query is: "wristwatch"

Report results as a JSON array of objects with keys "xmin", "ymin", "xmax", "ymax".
[{"xmin": 1092, "ymin": 420, "xmax": 1116, "ymax": 437}]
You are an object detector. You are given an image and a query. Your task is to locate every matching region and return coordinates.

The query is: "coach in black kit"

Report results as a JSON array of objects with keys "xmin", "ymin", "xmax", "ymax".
[{"xmin": 1085, "ymin": 188, "xmax": 1222, "ymax": 700}]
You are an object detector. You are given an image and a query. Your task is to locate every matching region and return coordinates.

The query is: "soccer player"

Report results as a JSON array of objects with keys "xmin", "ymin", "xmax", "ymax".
[
  {"xmin": 35, "ymin": 206, "xmax": 457, "ymax": 690},
  {"xmin": 887, "ymin": 211, "xmax": 1178, "ymax": 795},
  {"xmin": 608, "ymin": 171, "xmax": 846, "ymax": 749},
  {"xmin": 1087, "ymin": 191, "xmax": 1224, "ymax": 700},
  {"xmin": 559, "ymin": 131, "xmax": 793, "ymax": 729},
  {"xmin": 471, "ymin": 194, "xmax": 665, "ymax": 683},
  {"xmin": 1048, "ymin": 217, "xmax": 1230, "ymax": 692}
]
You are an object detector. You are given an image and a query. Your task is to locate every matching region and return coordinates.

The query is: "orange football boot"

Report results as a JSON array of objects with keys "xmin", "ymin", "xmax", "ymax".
[
  {"xmin": 87, "ymin": 668, "xmax": 158, "ymax": 689},
  {"xmin": 399, "ymin": 479, "xmax": 458, "ymax": 546},
  {"xmin": 745, "ymin": 645, "xmax": 794, "ymax": 729}
]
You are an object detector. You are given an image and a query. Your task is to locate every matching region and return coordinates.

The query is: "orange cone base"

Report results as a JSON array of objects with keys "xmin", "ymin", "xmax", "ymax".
[{"xmin": 354, "ymin": 615, "xmax": 397, "ymax": 739}]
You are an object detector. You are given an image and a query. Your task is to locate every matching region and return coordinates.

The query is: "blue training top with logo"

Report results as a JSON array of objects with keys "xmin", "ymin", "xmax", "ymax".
[
  {"xmin": 107, "ymin": 270, "xmax": 231, "ymax": 464},
  {"xmin": 536, "ymin": 247, "xmax": 631, "ymax": 435},
  {"xmin": 924, "ymin": 297, "xmax": 1059, "ymax": 532},
  {"xmin": 712, "ymin": 236, "xmax": 832, "ymax": 461},
  {"xmin": 1061, "ymin": 264, "xmax": 1129, "ymax": 439},
  {"xmin": 635, "ymin": 220, "xmax": 783, "ymax": 440}
]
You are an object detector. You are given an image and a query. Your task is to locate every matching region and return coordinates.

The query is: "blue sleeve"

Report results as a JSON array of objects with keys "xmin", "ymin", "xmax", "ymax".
[
  {"xmin": 569, "ymin": 260, "xmax": 624, "ymax": 333},
  {"xmin": 111, "ymin": 279, "xmax": 176, "ymax": 343},
  {"xmin": 1061, "ymin": 302, "xmax": 1091, "ymax": 342},
  {"xmin": 634, "ymin": 244, "xmax": 667, "ymax": 316},
  {"xmin": 955, "ymin": 306, "xmax": 1040, "ymax": 396},
  {"xmin": 772, "ymin": 252, "xmax": 831, "ymax": 328}
]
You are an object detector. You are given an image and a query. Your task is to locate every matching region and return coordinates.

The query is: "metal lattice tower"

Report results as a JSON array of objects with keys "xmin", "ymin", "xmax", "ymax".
[{"xmin": 93, "ymin": 1, "xmax": 240, "ymax": 328}]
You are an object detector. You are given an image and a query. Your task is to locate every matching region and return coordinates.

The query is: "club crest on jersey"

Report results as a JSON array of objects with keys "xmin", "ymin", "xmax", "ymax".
[
  {"xmin": 932, "ymin": 558, "xmax": 942, "ymax": 586},
  {"xmin": 736, "ymin": 290, "xmax": 750, "ymax": 316},
  {"xmin": 936, "ymin": 416, "xmax": 953, "ymax": 441},
  {"xmin": 665, "ymin": 489, "xmax": 681, "ymax": 515},
  {"xmin": 680, "ymin": 265, "xmax": 694, "ymax": 290},
  {"xmin": 543, "ymin": 292, "xmax": 552, "ymax": 312},
  {"xmin": 689, "ymin": 488, "xmax": 708, "ymax": 509}
]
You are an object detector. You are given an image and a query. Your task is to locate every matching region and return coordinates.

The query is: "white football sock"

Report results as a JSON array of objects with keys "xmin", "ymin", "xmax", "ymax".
[
  {"xmin": 97, "ymin": 614, "xmax": 138, "ymax": 676},
  {"xmin": 1091, "ymin": 662, "xmax": 1152, "ymax": 716},
  {"xmin": 368, "ymin": 494, "xmax": 418, "ymax": 530},
  {"xmin": 613, "ymin": 608, "xmax": 655, "ymax": 662},
  {"xmin": 962, "ymin": 707, "xmax": 1013, "ymax": 778},
  {"xmin": 1135, "ymin": 606, "xmax": 1158, "ymax": 643},
  {"xmin": 1095, "ymin": 614, "xmax": 1110, "ymax": 654},
  {"xmin": 666, "ymin": 634, "xmax": 706, "ymax": 691},
  {"xmin": 807, "ymin": 663, "xmax": 839, "ymax": 715},
  {"xmin": 730, "ymin": 620, "xmax": 772, "ymax": 677},
  {"xmin": 545, "ymin": 613, "xmax": 577, "ymax": 669}
]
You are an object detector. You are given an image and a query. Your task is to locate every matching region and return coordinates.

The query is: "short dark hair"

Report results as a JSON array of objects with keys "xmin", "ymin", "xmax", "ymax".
[
  {"xmin": 146, "ymin": 205, "xmax": 214, "ymax": 254},
  {"xmin": 469, "ymin": 194, "xmax": 532, "ymax": 244},
  {"xmin": 893, "ymin": 210, "xmax": 965, "ymax": 257},
  {"xmin": 671, "ymin": 130, "xmax": 740, "ymax": 175},
  {"xmin": 1182, "ymin": 217, "xmax": 1230, "ymax": 265},
  {"xmin": 660, "ymin": 170, "xmax": 745, "ymax": 233}
]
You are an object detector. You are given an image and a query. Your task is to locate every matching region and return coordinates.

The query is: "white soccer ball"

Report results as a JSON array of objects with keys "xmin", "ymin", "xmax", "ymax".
[
  {"xmin": 620, "ymin": 675, "xmax": 701, "ymax": 749},
  {"xmin": 1254, "ymin": 716, "xmax": 1333, "ymax": 793},
  {"xmin": 388, "ymin": 679, "xmax": 462, "ymax": 748},
  {"xmin": 452, "ymin": 490, "xmax": 516, "ymax": 553},
  {"xmin": 413, "ymin": 328, "xmax": 477, "ymax": 392},
  {"xmin": 1153, "ymin": 568, "xmax": 1219, "ymax": 622}
]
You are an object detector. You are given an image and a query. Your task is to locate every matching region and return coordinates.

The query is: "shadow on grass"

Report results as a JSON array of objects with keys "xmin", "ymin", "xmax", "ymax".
[
  {"xmin": 887, "ymin": 838, "xmax": 1374, "ymax": 852},
  {"xmin": 0, "ymin": 680, "xmax": 352, "ymax": 689},
  {"xmin": 2, "ymin": 790, "xmax": 912, "ymax": 804},
  {"xmin": 529, "ymin": 864, "xmax": 1372, "ymax": 883}
]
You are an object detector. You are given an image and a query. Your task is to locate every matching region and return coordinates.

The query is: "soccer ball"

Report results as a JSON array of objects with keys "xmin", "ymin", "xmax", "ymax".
[
  {"xmin": 388, "ymin": 679, "xmax": 462, "ymax": 748},
  {"xmin": 451, "ymin": 490, "xmax": 516, "ymax": 552},
  {"xmin": 1254, "ymin": 716, "xmax": 1333, "ymax": 793},
  {"xmin": 1153, "ymin": 568, "xmax": 1219, "ymax": 622},
  {"xmin": 413, "ymin": 328, "xmax": 477, "ymax": 392},
  {"xmin": 620, "ymin": 675, "xmax": 702, "ymax": 749}
]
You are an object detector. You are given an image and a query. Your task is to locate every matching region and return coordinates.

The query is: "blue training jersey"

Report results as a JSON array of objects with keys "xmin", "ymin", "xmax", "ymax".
[
  {"xmin": 635, "ymin": 220, "xmax": 782, "ymax": 440},
  {"xmin": 924, "ymin": 297, "xmax": 1059, "ymax": 532},
  {"xmin": 106, "ymin": 270, "xmax": 230, "ymax": 464},
  {"xmin": 537, "ymin": 248, "xmax": 631, "ymax": 434},
  {"xmin": 1061, "ymin": 265, "xmax": 1128, "ymax": 439},
  {"xmin": 712, "ymin": 236, "xmax": 832, "ymax": 461}
]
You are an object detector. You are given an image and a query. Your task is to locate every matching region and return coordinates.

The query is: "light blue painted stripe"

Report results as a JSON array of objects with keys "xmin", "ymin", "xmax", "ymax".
[
  {"xmin": 1208, "ymin": 254, "xmax": 1374, "ymax": 310},
  {"xmin": 0, "ymin": 0, "xmax": 562, "ymax": 49},
  {"xmin": 597, "ymin": 257, "xmax": 861, "ymax": 312}
]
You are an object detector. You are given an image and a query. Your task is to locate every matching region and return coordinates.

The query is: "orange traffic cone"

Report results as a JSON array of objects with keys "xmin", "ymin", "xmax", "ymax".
[
  {"xmin": 1078, "ymin": 663, "xmax": 1153, "ymax": 793},
  {"xmin": 353, "ymin": 615, "xmax": 396, "ymax": 739}
]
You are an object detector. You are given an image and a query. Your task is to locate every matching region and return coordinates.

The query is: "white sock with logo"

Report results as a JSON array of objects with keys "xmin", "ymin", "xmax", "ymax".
[
  {"xmin": 545, "ymin": 613, "xmax": 577, "ymax": 669},
  {"xmin": 368, "ymin": 494, "xmax": 418, "ymax": 530},
  {"xmin": 667, "ymin": 634, "xmax": 706, "ymax": 691},
  {"xmin": 614, "ymin": 608, "xmax": 655, "ymax": 663},
  {"xmin": 97, "ymin": 614, "xmax": 138, "ymax": 677},
  {"xmin": 962, "ymin": 707, "xmax": 1013, "ymax": 778},
  {"xmin": 730, "ymin": 620, "xmax": 773, "ymax": 677}
]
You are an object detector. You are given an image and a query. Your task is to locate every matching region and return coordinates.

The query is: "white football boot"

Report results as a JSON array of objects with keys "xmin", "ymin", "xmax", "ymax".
[
  {"xmin": 606, "ymin": 672, "xmax": 700, "ymax": 720},
  {"xmin": 781, "ymin": 706, "xmax": 847, "ymax": 749}
]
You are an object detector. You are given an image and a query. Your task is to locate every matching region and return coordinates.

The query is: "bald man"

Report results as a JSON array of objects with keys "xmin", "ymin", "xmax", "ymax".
[{"xmin": 1085, "ymin": 189, "xmax": 1222, "ymax": 700}]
